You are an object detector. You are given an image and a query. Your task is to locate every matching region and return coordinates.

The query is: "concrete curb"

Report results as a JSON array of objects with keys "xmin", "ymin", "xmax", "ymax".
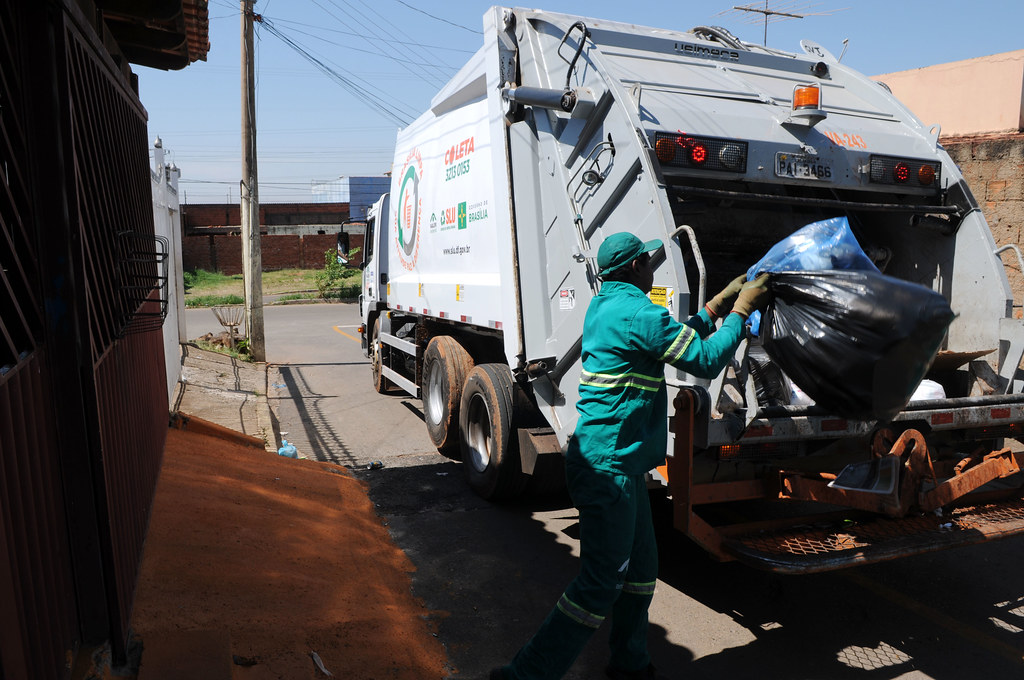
[{"xmin": 173, "ymin": 344, "xmax": 278, "ymax": 454}]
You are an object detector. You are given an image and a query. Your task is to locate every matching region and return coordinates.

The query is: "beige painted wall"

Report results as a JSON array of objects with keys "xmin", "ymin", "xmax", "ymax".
[{"xmin": 873, "ymin": 50, "xmax": 1024, "ymax": 136}]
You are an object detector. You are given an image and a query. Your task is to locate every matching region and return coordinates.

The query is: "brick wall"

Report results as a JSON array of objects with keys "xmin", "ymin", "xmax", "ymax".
[
  {"xmin": 183, "ymin": 204, "xmax": 240, "ymax": 229},
  {"xmin": 944, "ymin": 133, "xmax": 1024, "ymax": 296},
  {"xmin": 181, "ymin": 232, "xmax": 364, "ymax": 274},
  {"xmin": 182, "ymin": 202, "xmax": 348, "ymax": 230},
  {"xmin": 181, "ymin": 232, "xmax": 215, "ymax": 271},
  {"xmin": 180, "ymin": 202, "xmax": 363, "ymax": 273}
]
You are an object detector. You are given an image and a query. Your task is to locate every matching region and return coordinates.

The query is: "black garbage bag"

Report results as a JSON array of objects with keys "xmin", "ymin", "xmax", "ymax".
[
  {"xmin": 760, "ymin": 270, "xmax": 955, "ymax": 422},
  {"xmin": 748, "ymin": 344, "xmax": 792, "ymax": 407}
]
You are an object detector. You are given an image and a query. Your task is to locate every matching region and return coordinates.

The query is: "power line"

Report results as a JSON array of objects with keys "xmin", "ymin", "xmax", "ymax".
[
  {"xmin": 393, "ymin": 0, "xmax": 480, "ymax": 34},
  {"xmin": 341, "ymin": 0, "xmax": 463, "ymax": 74},
  {"xmin": 312, "ymin": 0, "xmax": 450, "ymax": 88},
  {"xmin": 272, "ymin": 22, "xmax": 463, "ymax": 69},
  {"xmin": 271, "ymin": 17, "xmax": 475, "ymax": 54},
  {"xmin": 254, "ymin": 14, "xmax": 414, "ymax": 125}
]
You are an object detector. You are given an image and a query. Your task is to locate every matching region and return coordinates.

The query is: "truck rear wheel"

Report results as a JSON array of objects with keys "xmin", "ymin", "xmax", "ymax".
[
  {"xmin": 423, "ymin": 335, "xmax": 474, "ymax": 458},
  {"xmin": 371, "ymin": 317, "xmax": 391, "ymax": 394},
  {"xmin": 459, "ymin": 363, "xmax": 528, "ymax": 500}
]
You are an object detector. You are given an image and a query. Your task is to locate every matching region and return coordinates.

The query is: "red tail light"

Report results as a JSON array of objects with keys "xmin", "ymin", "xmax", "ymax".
[
  {"xmin": 690, "ymin": 144, "xmax": 707, "ymax": 164},
  {"xmin": 652, "ymin": 132, "xmax": 747, "ymax": 173},
  {"xmin": 869, "ymin": 155, "xmax": 941, "ymax": 190}
]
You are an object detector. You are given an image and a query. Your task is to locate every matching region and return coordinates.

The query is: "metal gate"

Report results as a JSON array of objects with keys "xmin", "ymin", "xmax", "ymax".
[{"xmin": 1, "ymin": 1, "xmax": 171, "ymax": 676}]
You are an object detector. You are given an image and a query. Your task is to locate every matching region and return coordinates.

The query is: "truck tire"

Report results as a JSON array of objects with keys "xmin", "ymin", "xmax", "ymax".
[
  {"xmin": 371, "ymin": 317, "xmax": 391, "ymax": 394},
  {"xmin": 423, "ymin": 336, "xmax": 474, "ymax": 458},
  {"xmin": 459, "ymin": 363, "xmax": 528, "ymax": 500}
]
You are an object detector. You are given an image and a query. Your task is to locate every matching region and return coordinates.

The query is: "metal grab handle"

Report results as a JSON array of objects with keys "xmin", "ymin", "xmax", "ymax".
[
  {"xmin": 994, "ymin": 244, "xmax": 1024, "ymax": 311},
  {"xmin": 668, "ymin": 224, "xmax": 706, "ymax": 311}
]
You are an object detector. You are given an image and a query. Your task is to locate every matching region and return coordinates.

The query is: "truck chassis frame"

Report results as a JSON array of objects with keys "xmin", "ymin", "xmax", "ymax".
[{"xmin": 668, "ymin": 390, "xmax": 1024, "ymax": 573}]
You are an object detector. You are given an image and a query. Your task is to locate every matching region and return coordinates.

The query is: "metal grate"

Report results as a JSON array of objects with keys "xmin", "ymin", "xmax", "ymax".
[
  {"xmin": 118, "ymin": 231, "xmax": 169, "ymax": 335},
  {"xmin": 0, "ymin": 4, "xmax": 80, "ymax": 679},
  {"xmin": 0, "ymin": 0, "xmax": 43, "ymax": 377},
  {"xmin": 1, "ymin": 2, "xmax": 174, "ymax": 675},
  {"xmin": 726, "ymin": 498, "xmax": 1024, "ymax": 572},
  {"xmin": 65, "ymin": 29, "xmax": 159, "ymax": 355},
  {"xmin": 64, "ymin": 12, "xmax": 168, "ymax": 662}
]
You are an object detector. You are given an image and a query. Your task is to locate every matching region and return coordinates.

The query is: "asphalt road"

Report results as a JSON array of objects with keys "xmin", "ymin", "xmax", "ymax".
[{"xmin": 185, "ymin": 303, "xmax": 1024, "ymax": 680}]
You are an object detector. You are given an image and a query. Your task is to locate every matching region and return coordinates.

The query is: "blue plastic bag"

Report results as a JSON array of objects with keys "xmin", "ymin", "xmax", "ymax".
[
  {"xmin": 747, "ymin": 216, "xmax": 877, "ymax": 334},
  {"xmin": 277, "ymin": 439, "xmax": 298, "ymax": 458},
  {"xmin": 747, "ymin": 216, "xmax": 878, "ymax": 279}
]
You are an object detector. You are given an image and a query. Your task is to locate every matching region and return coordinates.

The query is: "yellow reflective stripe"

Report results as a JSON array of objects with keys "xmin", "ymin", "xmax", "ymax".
[
  {"xmin": 623, "ymin": 581, "xmax": 656, "ymax": 596},
  {"xmin": 557, "ymin": 593, "xmax": 605, "ymax": 629},
  {"xmin": 660, "ymin": 326, "xmax": 696, "ymax": 364},
  {"xmin": 580, "ymin": 370, "xmax": 663, "ymax": 393}
]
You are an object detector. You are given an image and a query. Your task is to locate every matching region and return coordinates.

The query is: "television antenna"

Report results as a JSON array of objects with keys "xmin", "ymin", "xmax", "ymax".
[{"xmin": 718, "ymin": 2, "xmax": 848, "ymax": 45}]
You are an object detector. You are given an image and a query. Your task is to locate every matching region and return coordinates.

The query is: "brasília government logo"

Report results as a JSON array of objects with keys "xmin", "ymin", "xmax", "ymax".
[{"xmin": 395, "ymin": 147, "xmax": 423, "ymax": 269}]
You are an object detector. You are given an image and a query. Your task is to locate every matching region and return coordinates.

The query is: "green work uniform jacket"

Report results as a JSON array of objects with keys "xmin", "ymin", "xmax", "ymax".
[{"xmin": 570, "ymin": 280, "xmax": 745, "ymax": 475}]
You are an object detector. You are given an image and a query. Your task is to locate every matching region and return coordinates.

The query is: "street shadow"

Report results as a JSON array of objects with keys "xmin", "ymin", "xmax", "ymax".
[
  {"xmin": 360, "ymin": 459, "xmax": 1024, "ymax": 680},
  {"xmin": 271, "ymin": 361, "xmax": 370, "ymax": 368},
  {"xmin": 357, "ymin": 461, "xmax": 693, "ymax": 680},
  {"xmin": 401, "ymin": 400, "xmax": 425, "ymax": 422},
  {"xmin": 272, "ymin": 364, "xmax": 356, "ymax": 465},
  {"xmin": 646, "ymin": 492, "xmax": 1024, "ymax": 680}
]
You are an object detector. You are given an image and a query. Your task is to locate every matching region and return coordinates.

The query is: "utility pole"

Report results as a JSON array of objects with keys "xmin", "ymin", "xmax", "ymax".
[{"xmin": 240, "ymin": 0, "xmax": 265, "ymax": 361}]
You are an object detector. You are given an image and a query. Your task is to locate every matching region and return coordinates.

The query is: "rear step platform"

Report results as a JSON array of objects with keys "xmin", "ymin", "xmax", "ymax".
[{"xmin": 724, "ymin": 499, "xmax": 1024, "ymax": 574}]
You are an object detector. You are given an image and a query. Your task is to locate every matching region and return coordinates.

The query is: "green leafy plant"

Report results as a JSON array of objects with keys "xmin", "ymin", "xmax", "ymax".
[
  {"xmin": 315, "ymin": 247, "xmax": 361, "ymax": 299},
  {"xmin": 192, "ymin": 336, "xmax": 253, "ymax": 362},
  {"xmin": 185, "ymin": 294, "xmax": 245, "ymax": 308},
  {"xmin": 183, "ymin": 265, "xmax": 360, "ymax": 307},
  {"xmin": 276, "ymin": 292, "xmax": 319, "ymax": 302},
  {"xmin": 183, "ymin": 268, "xmax": 234, "ymax": 292}
]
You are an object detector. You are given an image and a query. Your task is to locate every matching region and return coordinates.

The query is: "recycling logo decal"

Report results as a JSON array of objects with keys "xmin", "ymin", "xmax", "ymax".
[{"xmin": 396, "ymin": 147, "xmax": 423, "ymax": 270}]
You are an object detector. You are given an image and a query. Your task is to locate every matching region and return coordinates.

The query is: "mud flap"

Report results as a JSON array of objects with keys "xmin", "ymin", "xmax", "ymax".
[{"xmin": 517, "ymin": 427, "xmax": 561, "ymax": 475}]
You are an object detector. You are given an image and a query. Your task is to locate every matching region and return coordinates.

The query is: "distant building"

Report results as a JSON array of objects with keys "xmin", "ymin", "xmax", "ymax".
[
  {"xmin": 874, "ymin": 50, "xmax": 1024, "ymax": 300},
  {"xmin": 151, "ymin": 138, "xmax": 186, "ymax": 401},
  {"xmin": 311, "ymin": 175, "xmax": 390, "ymax": 220},
  {"xmin": 873, "ymin": 49, "xmax": 1024, "ymax": 137},
  {"xmin": 180, "ymin": 201, "xmax": 364, "ymax": 274}
]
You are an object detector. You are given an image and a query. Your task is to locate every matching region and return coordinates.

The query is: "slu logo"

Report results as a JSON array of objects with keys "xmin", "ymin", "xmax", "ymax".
[
  {"xmin": 439, "ymin": 201, "xmax": 468, "ymax": 231},
  {"xmin": 395, "ymin": 147, "xmax": 423, "ymax": 270}
]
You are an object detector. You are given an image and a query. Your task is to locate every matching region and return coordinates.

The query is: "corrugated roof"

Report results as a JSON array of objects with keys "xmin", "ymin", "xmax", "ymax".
[{"xmin": 101, "ymin": 0, "xmax": 211, "ymax": 71}]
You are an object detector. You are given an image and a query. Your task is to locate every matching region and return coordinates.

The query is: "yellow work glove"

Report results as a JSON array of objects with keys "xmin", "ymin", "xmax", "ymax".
[
  {"xmin": 705, "ymin": 273, "xmax": 748, "ymax": 319},
  {"xmin": 731, "ymin": 274, "xmax": 770, "ymax": 319}
]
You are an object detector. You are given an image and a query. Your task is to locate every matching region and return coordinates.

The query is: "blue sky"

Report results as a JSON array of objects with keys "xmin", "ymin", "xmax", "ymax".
[{"xmin": 137, "ymin": 1, "xmax": 1023, "ymax": 203}]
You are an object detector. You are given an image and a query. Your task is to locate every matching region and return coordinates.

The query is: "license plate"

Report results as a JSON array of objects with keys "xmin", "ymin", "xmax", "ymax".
[{"xmin": 775, "ymin": 152, "xmax": 833, "ymax": 181}]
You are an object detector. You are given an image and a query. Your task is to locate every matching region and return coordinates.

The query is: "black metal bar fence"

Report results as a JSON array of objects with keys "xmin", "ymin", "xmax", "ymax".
[{"xmin": 1, "ymin": 1, "xmax": 171, "ymax": 675}]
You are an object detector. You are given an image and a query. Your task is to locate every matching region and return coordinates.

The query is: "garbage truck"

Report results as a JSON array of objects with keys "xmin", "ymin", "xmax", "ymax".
[{"xmin": 355, "ymin": 6, "xmax": 1024, "ymax": 572}]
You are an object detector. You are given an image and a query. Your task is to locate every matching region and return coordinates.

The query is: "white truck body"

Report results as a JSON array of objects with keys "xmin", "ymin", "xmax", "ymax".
[{"xmin": 358, "ymin": 7, "xmax": 1024, "ymax": 572}]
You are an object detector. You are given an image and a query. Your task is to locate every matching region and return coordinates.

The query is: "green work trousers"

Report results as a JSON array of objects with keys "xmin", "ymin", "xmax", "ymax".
[{"xmin": 501, "ymin": 458, "xmax": 658, "ymax": 680}]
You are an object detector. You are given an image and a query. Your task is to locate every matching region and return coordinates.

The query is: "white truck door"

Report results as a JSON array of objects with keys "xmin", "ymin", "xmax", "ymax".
[{"xmin": 361, "ymin": 194, "xmax": 390, "ymax": 319}]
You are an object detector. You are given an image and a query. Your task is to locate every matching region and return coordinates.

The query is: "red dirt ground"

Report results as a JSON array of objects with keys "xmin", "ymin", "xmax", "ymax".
[{"xmin": 131, "ymin": 428, "xmax": 451, "ymax": 679}]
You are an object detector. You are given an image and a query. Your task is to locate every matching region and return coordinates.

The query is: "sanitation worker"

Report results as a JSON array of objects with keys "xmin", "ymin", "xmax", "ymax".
[{"xmin": 491, "ymin": 232, "xmax": 769, "ymax": 680}]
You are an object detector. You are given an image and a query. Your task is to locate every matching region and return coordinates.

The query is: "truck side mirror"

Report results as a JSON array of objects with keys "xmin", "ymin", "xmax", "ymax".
[{"xmin": 337, "ymin": 231, "xmax": 350, "ymax": 264}]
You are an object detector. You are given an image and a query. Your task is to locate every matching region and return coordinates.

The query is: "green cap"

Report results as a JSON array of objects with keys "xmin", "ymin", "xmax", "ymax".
[{"xmin": 597, "ymin": 232, "xmax": 663, "ymax": 277}]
